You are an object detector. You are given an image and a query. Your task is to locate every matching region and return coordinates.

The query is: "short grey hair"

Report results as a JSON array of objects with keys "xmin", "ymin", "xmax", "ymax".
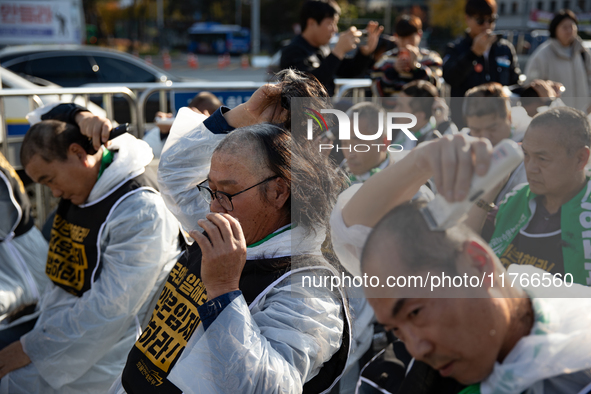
[
  {"xmin": 528, "ymin": 107, "xmax": 591, "ymax": 154},
  {"xmin": 214, "ymin": 123, "xmax": 348, "ymax": 233}
]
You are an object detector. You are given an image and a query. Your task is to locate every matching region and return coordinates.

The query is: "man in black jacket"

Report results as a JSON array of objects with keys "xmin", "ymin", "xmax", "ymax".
[
  {"xmin": 442, "ymin": 0, "xmax": 520, "ymax": 128},
  {"xmin": 280, "ymin": 0, "xmax": 382, "ymax": 96}
]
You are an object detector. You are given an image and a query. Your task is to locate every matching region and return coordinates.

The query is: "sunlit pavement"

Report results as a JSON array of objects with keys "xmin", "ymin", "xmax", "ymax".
[{"xmin": 146, "ymin": 53, "xmax": 269, "ymax": 82}]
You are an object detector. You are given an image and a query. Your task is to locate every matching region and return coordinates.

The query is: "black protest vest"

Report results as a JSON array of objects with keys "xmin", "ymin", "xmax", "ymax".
[
  {"xmin": 122, "ymin": 241, "xmax": 351, "ymax": 394},
  {"xmin": 0, "ymin": 153, "xmax": 34, "ymax": 239},
  {"xmin": 46, "ymin": 172, "xmax": 158, "ymax": 297}
]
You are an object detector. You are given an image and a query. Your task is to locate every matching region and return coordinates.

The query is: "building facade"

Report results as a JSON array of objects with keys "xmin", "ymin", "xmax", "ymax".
[{"xmin": 496, "ymin": 0, "xmax": 588, "ymax": 29}]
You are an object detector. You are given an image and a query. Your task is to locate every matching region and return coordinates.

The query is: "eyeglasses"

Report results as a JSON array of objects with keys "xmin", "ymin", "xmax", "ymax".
[
  {"xmin": 196, "ymin": 176, "xmax": 278, "ymax": 211},
  {"xmin": 475, "ymin": 14, "xmax": 498, "ymax": 25}
]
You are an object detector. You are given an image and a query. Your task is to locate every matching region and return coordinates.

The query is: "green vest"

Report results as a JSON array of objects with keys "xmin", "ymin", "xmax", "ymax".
[{"xmin": 489, "ymin": 178, "xmax": 591, "ymax": 286}]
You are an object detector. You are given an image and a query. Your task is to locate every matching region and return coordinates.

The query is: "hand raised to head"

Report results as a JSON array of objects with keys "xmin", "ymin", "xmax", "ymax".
[
  {"xmin": 75, "ymin": 111, "xmax": 112, "ymax": 151},
  {"xmin": 189, "ymin": 213, "xmax": 247, "ymax": 300},
  {"xmin": 416, "ymin": 133, "xmax": 493, "ymax": 202},
  {"xmin": 223, "ymin": 84, "xmax": 287, "ymax": 129}
]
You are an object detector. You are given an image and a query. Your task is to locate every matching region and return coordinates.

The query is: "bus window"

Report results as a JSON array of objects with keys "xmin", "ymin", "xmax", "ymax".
[{"xmin": 188, "ymin": 23, "xmax": 250, "ymax": 55}]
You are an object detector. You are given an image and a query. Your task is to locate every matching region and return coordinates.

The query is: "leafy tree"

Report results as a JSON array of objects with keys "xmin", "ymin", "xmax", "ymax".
[{"xmin": 429, "ymin": 0, "xmax": 465, "ymax": 38}]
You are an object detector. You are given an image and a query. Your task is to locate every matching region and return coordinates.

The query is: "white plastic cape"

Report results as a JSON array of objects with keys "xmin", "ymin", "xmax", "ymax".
[
  {"xmin": 0, "ymin": 171, "xmax": 49, "ymax": 321},
  {"xmin": 328, "ymin": 185, "xmax": 375, "ymax": 374},
  {"xmin": 480, "ymin": 264, "xmax": 591, "ymax": 394},
  {"xmin": 142, "ymin": 126, "xmax": 166, "ymax": 159},
  {"xmin": 158, "ymin": 108, "xmax": 226, "ymax": 232},
  {"xmin": 109, "ymin": 226, "xmax": 347, "ymax": 394},
  {"xmin": 330, "ymin": 184, "xmax": 373, "ymax": 279},
  {"xmin": 116, "ymin": 108, "xmax": 354, "ymax": 391},
  {"xmin": 0, "ymin": 135, "xmax": 182, "ymax": 394},
  {"xmin": 168, "ymin": 226, "xmax": 345, "ymax": 394}
]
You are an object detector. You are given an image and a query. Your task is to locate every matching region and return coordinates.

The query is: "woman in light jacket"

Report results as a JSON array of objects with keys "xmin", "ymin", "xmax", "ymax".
[{"xmin": 525, "ymin": 9, "xmax": 591, "ymax": 112}]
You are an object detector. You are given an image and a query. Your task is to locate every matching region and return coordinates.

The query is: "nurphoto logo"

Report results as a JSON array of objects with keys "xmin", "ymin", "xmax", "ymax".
[{"xmin": 305, "ymin": 108, "xmax": 418, "ymax": 153}]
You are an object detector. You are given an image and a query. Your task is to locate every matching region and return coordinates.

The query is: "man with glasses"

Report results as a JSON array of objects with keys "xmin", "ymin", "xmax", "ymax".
[
  {"xmin": 196, "ymin": 176, "xmax": 277, "ymax": 211},
  {"xmin": 462, "ymin": 83, "xmax": 528, "ymax": 208},
  {"xmin": 106, "ymin": 73, "xmax": 354, "ymax": 393},
  {"xmin": 111, "ymin": 122, "xmax": 352, "ymax": 394},
  {"xmin": 442, "ymin": 0, "xmax": 520, "ymax": 128}
]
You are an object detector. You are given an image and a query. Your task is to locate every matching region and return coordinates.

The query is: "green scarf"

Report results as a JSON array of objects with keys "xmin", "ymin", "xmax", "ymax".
[
  {"xmin": 348, "ymin": 154, "xmax": 390, "ymax": 184},
  {"xmin": 489, "ymin": 178, "xmax": 591, "ymax": 285},
  {"xmin": 97, "ymin": 148, "xmax": 114, "ymax": 180},
  {"xmin": 247, "ymin": 224, "xmax": 292, "ymax": 248}
]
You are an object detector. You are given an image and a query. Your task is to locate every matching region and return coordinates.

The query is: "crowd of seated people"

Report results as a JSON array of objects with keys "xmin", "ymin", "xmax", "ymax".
[{"xmin": 0, "ymin": 0, "xmax": 590, "ymax": 392}]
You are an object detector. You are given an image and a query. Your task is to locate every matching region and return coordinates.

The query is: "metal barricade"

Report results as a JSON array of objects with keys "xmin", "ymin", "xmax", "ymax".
[
  {"xmin": 0, "ymin": 87, "xmax": 137, "ymax": 225},
  {"xmin": 0, "ymin": 86, "xmax": 137, "ymax": 166},
  {"xmin": 0, "ymin": 81, "xmax": 373, "ymax": 164},
  {"xmin": 135, "ymin": 81, "xmax": 270, "ymax": 136},
  {"xmin": 80, "ymin": 79, "xmax": 375, "ymax": 136},
  {"xmin": 333, "ymin": 78, "xmax": 372, "ymax": 101},
  {"xmin": 82, "ymin": 82, "xmax": 173, "ymax": 116},
  {"xmin": 0, "ymin": 80, "xmax": 373, "ymax": 226},
  {"xmin": 134, "ymin": 79, "xmax": 374, "ymax": 134}
]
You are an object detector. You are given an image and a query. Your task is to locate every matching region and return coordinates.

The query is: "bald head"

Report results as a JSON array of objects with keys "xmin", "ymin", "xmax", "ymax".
[
  {"xmin": 361, "ymin": 200, "xmax": 475, "ymax": 278},
  {"xmin": 361, "ymin": 201, "xmax": 516, "ymax": 302}
]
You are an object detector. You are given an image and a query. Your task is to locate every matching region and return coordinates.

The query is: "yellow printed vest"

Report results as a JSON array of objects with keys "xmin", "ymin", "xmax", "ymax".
[
  {"xmin": 0, "ymin": 153, "xmax": 34, "ymax": 239},
  {"xmin": 46, "ymin": 173, "xmax": 158, "ymax": 296},
  {"xmin": 122, "ymin": 242, "xmax": 351, "ymax": 394}
]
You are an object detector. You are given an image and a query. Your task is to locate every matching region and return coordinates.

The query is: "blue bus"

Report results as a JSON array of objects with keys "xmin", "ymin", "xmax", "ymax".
[{"xmin": 187, "ymin": 22, "xmax": 250, "ymax": 55}]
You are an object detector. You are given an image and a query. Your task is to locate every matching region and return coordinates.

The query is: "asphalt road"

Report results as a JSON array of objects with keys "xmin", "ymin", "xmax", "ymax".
[{"xmin": 148, "ymin": 54, "xmax": 269, "ymax": 82}]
